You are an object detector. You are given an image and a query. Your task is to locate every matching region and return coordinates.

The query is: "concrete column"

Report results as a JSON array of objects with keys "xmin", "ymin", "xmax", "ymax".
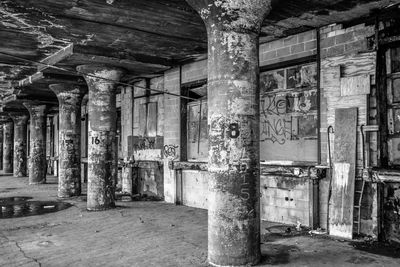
[
  {"xmin": 50, "ymin": 84, "xmax": 87, "ymax": 198},
  {"xmin": 77, "ymin": 65, "xmax": 124, "ymax": 211},
  {"xmin": 9, "ymin": 113, "xmax": 28, "ymax": 177},
  {"xmin": 0, "ymin": 126, "xmax": 3, "ymax": 171},
  {"xmin": 23, "ymin": 102, "xmax": 48, "ymax": 184},
  {"xmin": 186, "ymin": 1, "xmax": 271, "ymax": 266},
  {"xmin": 2, "ymin": 121, "xmax": 13, "ymax": 174}
]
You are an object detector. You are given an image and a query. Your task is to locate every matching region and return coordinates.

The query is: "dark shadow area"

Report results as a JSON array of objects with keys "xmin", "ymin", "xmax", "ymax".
[
  {"xmin": 350, "ymin": 240, "xmax": 400, "ymax": 258},
  {"xmin": 260, "ymin": 244, "xmax": 299, "ymax": 265},
  {"xmin": 0, "ymin": 197, "xmax": 71, "ymax": 219},
  {"xmin": 115, "ymin": 192, "xmax": 163, "ymax": 202}
]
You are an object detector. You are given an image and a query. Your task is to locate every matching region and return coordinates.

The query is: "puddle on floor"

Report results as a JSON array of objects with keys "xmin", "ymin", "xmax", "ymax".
[
  {"xmin": 0, "ymin": 197, "xmax": 72, "ymax": 219},
  {"xmin": 0, "ymin": 196, "xmax": 32, "ymax": 204}
]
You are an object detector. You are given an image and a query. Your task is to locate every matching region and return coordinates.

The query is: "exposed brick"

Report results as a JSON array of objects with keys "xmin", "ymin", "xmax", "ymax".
[
  {"xmin": 291, "ymin": 43, "xmax": 305, "ymax": 54},
  {"xmin": 262, "ymin": 50, "xmax": 277, "ymax": 61},
  {"xmin": 345, "ymin": 39, "xmax": 367, "ymax": 53},
  {"xmin": 259, "ymin": 43, "xmax": 270, "ymax": 54},
  {"xmin": 320, "ymin": 36, "xmax": 335, "ymax": 48},
  {"xmin": 298, "ymin": 30, "xmax": 315, "ymax": 43},
  {"xmin": 326, "ymin": 45, "xmax": 345, "ymax": 58},
  {"xmin": 305, "ymin": 40, "xmax": 317, "ymax": 51},
  {"xmin": 261, "ymin": 50, "xmax": 316, "ymax": 67},
  {"xmin": 277, "ymin": 47, "xmax": 291, "ymax": 57},
  {"xmin": 335, "ymin": 32, "xmax": 355, "ymax": 44},
  {"xmin": 283, "ymin": 35, "xmax": 297, "ymax": 46},
  {"xmin": 269, "ymin": 39, "xmax": 284, "ymax": 50},
  {"xmin": 327, "ymin": 31, "xmax": 337, "ymax": 38}
]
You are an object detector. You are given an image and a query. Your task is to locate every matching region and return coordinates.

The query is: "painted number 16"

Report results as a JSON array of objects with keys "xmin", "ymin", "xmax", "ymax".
[{"xmin": 92, "ymin": 137, "xmax": 101, "ymax": 145}]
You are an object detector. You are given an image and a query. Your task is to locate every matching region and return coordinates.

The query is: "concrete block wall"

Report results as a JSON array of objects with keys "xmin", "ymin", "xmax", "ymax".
[
  {"xmin": 182, "ymin": 170, "xmax": 208, "ymax": 209},
  {"xmin": 260, "ymin": 172, "xmax": 311, "ymax": 226},
  {"xmin": 259, "ymin": 30, "xmax": 317, "ymax": 66},
  {"xmin": 320, "ymin": 23, "xmax": 374, "ymax": 59}
]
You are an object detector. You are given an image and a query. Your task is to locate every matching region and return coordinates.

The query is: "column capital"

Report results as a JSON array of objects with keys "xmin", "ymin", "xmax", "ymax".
[
  {"xmin": 186, "ymin": 0, "xmax": 272, "ymax": 32},
  {"xmin": 0, "ymin": 115, "xmax": 11, "ymax": 123},
  {"xmin": 8, "ymin": 112, "xmax": 29, "ymax": 126},
  {"xmin": 22, "ymin": 101, "xmax": 48, "ymax": 117},
  {"xmin": 49, "ymin": 83, "xmax": 87, "ymax": 99},
  {"xmin": 76, "ymin": 64, "xmax": 125, "ymax": 85}
]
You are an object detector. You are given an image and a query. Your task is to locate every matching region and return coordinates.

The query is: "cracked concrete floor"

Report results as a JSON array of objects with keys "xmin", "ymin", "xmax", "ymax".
[{"xmin": 1, "ymin": 174, "xmax": 400, "ymax": 267}]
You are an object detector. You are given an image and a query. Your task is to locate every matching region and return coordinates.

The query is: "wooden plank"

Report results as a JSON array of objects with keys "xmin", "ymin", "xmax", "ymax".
[
  {"xmin": 329, "ymin": 107, "xmax": 358, "ymax": 239},
  {"xmin": 340, "ymin": 75, "xmax": 370, "ymax": 96}
]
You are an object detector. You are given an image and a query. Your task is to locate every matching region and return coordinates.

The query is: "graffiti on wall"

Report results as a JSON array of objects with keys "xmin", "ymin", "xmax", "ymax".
[
  {"xmin": 128, "ymin": 136, "xmax": 163, "ymax": 152},
  {"xmin": 163, "ymin": 144, "xmax": 179, "ymax": 159},
  {"xmin": 259, "ymin": 64, "xmax": 318, "ymax": 145}
]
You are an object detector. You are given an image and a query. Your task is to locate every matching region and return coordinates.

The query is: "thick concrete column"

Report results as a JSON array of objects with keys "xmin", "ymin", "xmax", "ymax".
[
  {"xmin": 2, "ymin": 120, "xmax": 13, "ymax": 174},
  {"xmin": 9, "ymin": 113, "xmax": 28, "ymax": 177},
  {"xmin": 50, "ymin": 84, "xmax": 87, "ymax": 198},
  {"xmin": 0, "ymin": 126, "xmax": 3, "ymax": 171},
  {"xmin": 77, "ymin": 65, "xmax": 124, "ymax": 211},
  {"xmin": 23, "ymin": 102, "xmax": 48, "ymax": 184},
  {"xmin": 186, "ymin": 1, "xmax": 272, "ymax": 266}
]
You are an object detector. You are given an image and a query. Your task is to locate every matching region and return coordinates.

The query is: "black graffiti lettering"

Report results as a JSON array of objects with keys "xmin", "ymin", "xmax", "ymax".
[{"xmin": 163, "ymin": 145, "xmax": 179, "ymax": 158}]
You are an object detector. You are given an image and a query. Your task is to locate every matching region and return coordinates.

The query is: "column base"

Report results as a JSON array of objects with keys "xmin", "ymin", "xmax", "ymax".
[
  {"xmin": 86, "ymin": 205, "xmax": 116, "ymax": 212},
  {"xmin": 29, "ymin": 181, "xmax": 46, "ymax": 185},
  {"xmin": 209, "ymin": 257, "xmax": 260, "ymax": 267}
]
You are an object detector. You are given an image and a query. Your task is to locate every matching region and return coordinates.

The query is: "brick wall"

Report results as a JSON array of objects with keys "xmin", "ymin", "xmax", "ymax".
[
  {"xmin": 259, "ymin": 30, "xmax": 317, "ymax": 66},
  {"xmin": 320, "ymin": 23, "xmax": 374, "ymax": 59}
]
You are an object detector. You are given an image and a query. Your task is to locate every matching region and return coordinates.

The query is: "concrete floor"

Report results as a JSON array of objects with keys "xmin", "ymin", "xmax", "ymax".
[{"xmin": 0, "ymin": 174, "xmax": 399, "ymax": 267}]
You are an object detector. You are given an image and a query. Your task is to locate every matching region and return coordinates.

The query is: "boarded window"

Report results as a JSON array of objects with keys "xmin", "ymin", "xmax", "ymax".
[
  {"xmin": 260, "ymin": 63, "xmax": 318, "ymax": 162},
  {"xmin": 187, "ymin": 100, "xmax": 208, "ymax": 161}
]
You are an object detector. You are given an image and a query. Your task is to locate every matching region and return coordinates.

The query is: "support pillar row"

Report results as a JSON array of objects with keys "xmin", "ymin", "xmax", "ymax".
[
  {"xmin": 50, "ymin": 83, "xmax": 86, "ymax": 198},
  {"xmin": 186, "ymin": 1, "xmax": 272, "ymax": 266},
  {"xmin": 9, "ymin": 113, "xmax": 29, "ymax": 177},
  {"xmin": 77, "ymin": 65, "xmax": 124, "ymax": 211},
  {"xmin": 23, "ymin": 102, "xmax": 48, "ymax": 184}
]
